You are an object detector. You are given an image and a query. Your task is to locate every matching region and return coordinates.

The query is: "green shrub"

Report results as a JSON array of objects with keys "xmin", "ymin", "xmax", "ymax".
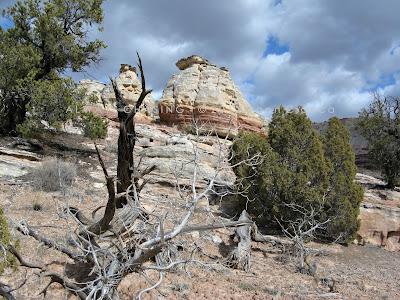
[
  {"xmin": 0, "ymin": 0, "xmax": 105, "ymax": 135},
  {"xmin": 81, "ymin": 112, "xmax": 108, "ymax": 139},
  {"xmin": 323, "ymin": 117, "xmax": 363, "ymax": 242},
  {"xmin": 16, "ymin": 78, "xmax": 86, "ymax": 138},
  {"xmin": 0, "ymin": 208, "xmax": 17, "ymax": 274},
  {"xmin": 231, "ymin": 131, "xmax": 280, "ymax": 225},
  {"xmin": 232, "ymin": 107, "xmax": 361, "ymax": 242}
]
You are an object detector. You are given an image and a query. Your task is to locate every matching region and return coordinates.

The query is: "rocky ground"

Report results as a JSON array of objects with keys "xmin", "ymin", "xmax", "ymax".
[{"xmin": 0, "ymin": 124, "xmax": 399, "ymax": 299}]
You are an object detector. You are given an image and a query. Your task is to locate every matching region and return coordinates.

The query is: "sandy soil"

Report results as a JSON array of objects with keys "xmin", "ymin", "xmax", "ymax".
[{"xmin": 0, "ymin": 139, "xmax": 399, "ymax": 300}]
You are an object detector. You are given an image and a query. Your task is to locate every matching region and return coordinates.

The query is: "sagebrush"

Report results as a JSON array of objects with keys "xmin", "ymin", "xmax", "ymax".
[{"xmin": 29, "ymin": 159, "xmax": 77, "ymax": 192}]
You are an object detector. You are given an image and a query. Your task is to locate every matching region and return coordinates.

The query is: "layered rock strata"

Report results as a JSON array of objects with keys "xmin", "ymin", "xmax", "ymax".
[{"xmin": 158, "ymin": 55, "xmax": 265, "ymax": 137}]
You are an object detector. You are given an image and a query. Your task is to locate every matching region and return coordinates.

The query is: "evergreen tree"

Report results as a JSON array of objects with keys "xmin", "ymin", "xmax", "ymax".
[
  {"xmin": 267, "ymin": 106, "xmax": 329, "ymax": 223},
  {"xmin": 232, "ymin": 107, "xmax": 329, "ymax": 231},
  {"xmin": 323, "ymin": 117, "xmax": 363, "ymax": 242},
  {"xmin": 358, "ymin": 94, "xmax": 400, "ymax": 189},
  {"xmin": 231, "ymin": 131, "xmax": 280, "ymax": 225},
  {"xmin": 0, "ymin": 0, "xmax": 106, "ymax": 135},
  {"xmin": 232, "ymin": 109, "xmax": 363, "ymax": 241}
]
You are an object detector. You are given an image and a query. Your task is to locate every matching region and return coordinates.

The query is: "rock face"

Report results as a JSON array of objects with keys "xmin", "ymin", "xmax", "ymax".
[
  {"xmin": 356, "ymin": 173, "xmax": 400, "ymax": 251},
  {"xmin": 0, "ymin": 147, "xmax": 41, "ymax": 178},
  {"xmin": 100, "ymin": 123, "xmax": 235, "ymax": 207},
  {"xmin": 80, "ymin": 64, "xmax": 156, "ymax": 125},
  {"xmin": 158, "ymin": 55, "xmax": 265, "ymax": 137}
]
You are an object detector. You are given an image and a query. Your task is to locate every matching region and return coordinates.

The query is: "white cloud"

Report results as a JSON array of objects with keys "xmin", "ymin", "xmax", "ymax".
[
  {"xmin": 248, "ymin": 52, "xmax": 371, "ymax": 121},
  {"xmin": 1, "ymin": 0, "xmax": 400, "ymax": 121}
]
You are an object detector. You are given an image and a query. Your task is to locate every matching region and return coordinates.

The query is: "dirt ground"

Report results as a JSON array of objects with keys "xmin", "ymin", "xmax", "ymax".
[
  {"xmin": 1, "ymin": 178, "xmax": 400, "ymax": 299},
  {"xmin": 0, "ymin": 138, "xmax": 399, "ymax": 299}
]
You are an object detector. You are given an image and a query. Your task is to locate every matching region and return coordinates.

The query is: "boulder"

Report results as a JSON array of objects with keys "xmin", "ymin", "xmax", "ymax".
[
  {"xmin": 356, "ymin": 173, "xmax": 400, "ymax": 251},
  {"xmin": 158, "ymin": 55, "xmax": 265, "ymax": 137},
  {"xmin": 0, "ymin": 147, "xmax": 42, "ymax": 178},
  {"xmin": 79, "ymin": 64, "xmax": 156, "ymax": 125}
]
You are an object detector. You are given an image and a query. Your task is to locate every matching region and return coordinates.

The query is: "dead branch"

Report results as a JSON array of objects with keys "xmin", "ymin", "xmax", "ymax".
[
  {"xmin": 7, "ymin": 245, "xmax": 87, "ymax": 299},
  {"xmin": 0, "ymin": 281, "xmax": 16, "ymax": 300},
  {"xmin": 15, "ymin": 222, "xmax": 80, "ymax": 260},
  {"xmin": 227, "ymin": 210, "xmax": 252, "ymax": 271},
  {"xmin": 86, "ymin": 144, "xmax": 116, "ymax": 235},
  {"xmin": 275, "ymin": 202, "xmax": 331, "ymax": 274},
  {"xmin": 39, "ymin": 272, "xmax": 87, "ymax": 300}
]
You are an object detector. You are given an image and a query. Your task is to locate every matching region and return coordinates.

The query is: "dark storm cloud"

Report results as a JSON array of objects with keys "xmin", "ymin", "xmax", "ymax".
[{"xmin": 1, "ymin": 0, "xmax": 400, "ymax": 121}]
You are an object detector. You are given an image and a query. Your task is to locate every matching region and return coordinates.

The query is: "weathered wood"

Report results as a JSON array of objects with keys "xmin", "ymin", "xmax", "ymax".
[
  {"xmin": 0, "ymin": 282, "xmax": 16, "ymax": 300},
  {"xmin": 87, "ymin": 145, "xmax": 116, "ymax": 235},
  {"xmin": 112, "ymin": 54, "xmax": 152, "ymax": 207},
  {"xmin": 227, "ymin": 210, "xmax": 252, "ymax": 271},
  {"xmin": 251, "ymin": 223, "xmax": 292, "ymax": 247}
]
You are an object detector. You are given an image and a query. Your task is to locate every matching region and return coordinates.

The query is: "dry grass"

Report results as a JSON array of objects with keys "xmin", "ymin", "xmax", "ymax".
[{"xmin": 28, "ymin": 158, "xmax": 77, "ymax": 192}]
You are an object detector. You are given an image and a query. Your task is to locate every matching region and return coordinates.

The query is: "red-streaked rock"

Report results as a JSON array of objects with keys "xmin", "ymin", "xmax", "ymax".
[{"xmin": 158, "ymin": 56, "xmax": 266, "ymax": 137}]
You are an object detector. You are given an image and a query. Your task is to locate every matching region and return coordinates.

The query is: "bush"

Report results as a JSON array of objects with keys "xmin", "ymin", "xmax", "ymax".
[
  {"xmin": 358, "ymin": 94, "xmax": 400, "ymax": 188},
  {"xmin": 263, "ymin": 107, "xmax": 328, "ymax": 227},
  {"xmin": 81, "ymin": 112, "xmax": 108, "ymax": 139},
  {"xmin": 0, "ymin": 0, "xmax": 105, "ymax": 135},
  {"xmin": 232, "ymin": 107, "xmax": 361, "ymax": 242},
  {"xmin": 30, "ymin": 159, "xmax": 77, "ymax": 192},
  {"xmin": 231, "ymin": 131, "xmax": 280, "ymax": 225},
  {"xmin": 0, "ymin": 208, "xmax": 17, "ymax": 274},
  {"xmin": 323, "ymin": 117, "xmax": 363, "ymax": 242}
]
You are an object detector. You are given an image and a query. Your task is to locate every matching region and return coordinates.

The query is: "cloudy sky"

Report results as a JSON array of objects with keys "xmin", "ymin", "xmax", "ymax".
[{"xmin": 1, "ymin": 0, "xmax": 400, "ymax": 121}]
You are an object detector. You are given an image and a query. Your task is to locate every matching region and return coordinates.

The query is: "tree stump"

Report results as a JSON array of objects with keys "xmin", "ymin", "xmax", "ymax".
[{"xmin": 227, "ymin": 210, "xmax": 252, "ymax": 271}]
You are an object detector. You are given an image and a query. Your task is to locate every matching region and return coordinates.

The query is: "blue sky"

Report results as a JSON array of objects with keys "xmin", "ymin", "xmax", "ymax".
[
  {"xmin": 1, "ymin": 0, "xmax": 400, "ymax": 121},
  {"xmin": 263, "ymin": 36, "xmax": 289, "ymax": 57},
  {"xmin": 0, "ymin": 17, "xmax": 13, "ymax": 29}
]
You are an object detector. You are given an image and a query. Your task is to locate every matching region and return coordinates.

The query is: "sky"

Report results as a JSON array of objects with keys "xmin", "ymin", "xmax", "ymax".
[{"xmin": 1, "ymin": 0, "xmax": 400, "ymax": 121}]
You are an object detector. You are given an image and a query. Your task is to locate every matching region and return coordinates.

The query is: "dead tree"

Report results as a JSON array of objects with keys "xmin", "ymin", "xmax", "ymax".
[
  {"xmin": 275, "ymin": 202, "xmax": 331, "ymax": 274},
  {"xmin": 5, "ymin": 53, "xmax": 264, "ymax": 299},
  {"xmin": 227, "ymin": 210, "xmax": 252, "ymax": 271},
  {"xmin": 112, "ymin": 54, "xmax": 152, "ymax": 207}
]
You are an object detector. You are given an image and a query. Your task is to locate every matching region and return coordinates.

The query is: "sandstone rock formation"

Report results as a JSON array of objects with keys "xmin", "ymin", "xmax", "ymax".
[
  {"xmin": 356, "ymin": 173, "xmax": 400, "ymax": 251},
  {"xmin": 0, "ymin": 147, "xmax": 41, "ymax": 178},
  {"xmin": 79, "ymin": 64, "xmax": 156, "ymax": 125},
  {"xmin": 158, "ymin": 55, "xmax": 265, "ymax": 137},
  {"xmin": 102, "ymin": 123, "xmax": 235, "ymax": 207}
]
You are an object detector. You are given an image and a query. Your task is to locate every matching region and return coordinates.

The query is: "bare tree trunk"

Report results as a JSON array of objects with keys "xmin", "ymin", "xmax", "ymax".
[
  {"xmin": 112, "ymin": 53, "xmax": 152, "ymax": 207},
  {"xmin": 227, "ymin": 210, "xmax": 252, "ymax": 271}
]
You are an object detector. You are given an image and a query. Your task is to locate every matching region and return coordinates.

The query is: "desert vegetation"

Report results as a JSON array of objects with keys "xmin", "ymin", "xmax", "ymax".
[
  {"xmin": 231, "ymin": 108, "xmax": 363, "ymax": 243},
  {"xmin": 358, "ymin": 93, "xmax": 400, "ymax": 189},
  {"xmin": 0, "ymin": 0, "xmax": 399, "ymax": 299},
  {"xmin": 0, "ymin": 0, "xmax": 107, "ymax": 138}
]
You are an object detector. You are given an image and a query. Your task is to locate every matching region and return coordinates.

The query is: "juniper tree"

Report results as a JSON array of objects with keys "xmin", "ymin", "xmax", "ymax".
[
  {"xmin": 358, "ymin": 93, "xmax": 400, "ymax": 189},
  {"xmin": 232, "ymin": 107, "xmax": 329, "ymax": 232},
  {"xmin": 231, "ymin": 131, "xmax": 280, "ymax": 225},
  {"xmin": 267, "ymin": 106, "xmax": 329, "ymax": 224},
  {"xmin": 323, "ymin": 117, "xmax": 363, "ymax": 242},
  {"xmin": 0, "ymin": 0, "xmax": 106, "ymax": 135}
]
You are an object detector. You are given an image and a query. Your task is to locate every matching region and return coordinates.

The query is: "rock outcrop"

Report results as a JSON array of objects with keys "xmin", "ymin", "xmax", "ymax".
[
  {"xmin": 102, "ymin": 123, "xmax": 235, "ymax": 207},
  {"xmin": 158, "ymin": 55, "xmax": 265, "ymax": 137},
  {"xmin": 80, "ymin": 64, "xmax": 156, "ymax": 125},
  {"xmin": 356, "ymin": 173, "xmax": 400, "ymax": 251},
  {"xmin": 0, "ymin": 147, "xmax": 41, "ymax": 178}
]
